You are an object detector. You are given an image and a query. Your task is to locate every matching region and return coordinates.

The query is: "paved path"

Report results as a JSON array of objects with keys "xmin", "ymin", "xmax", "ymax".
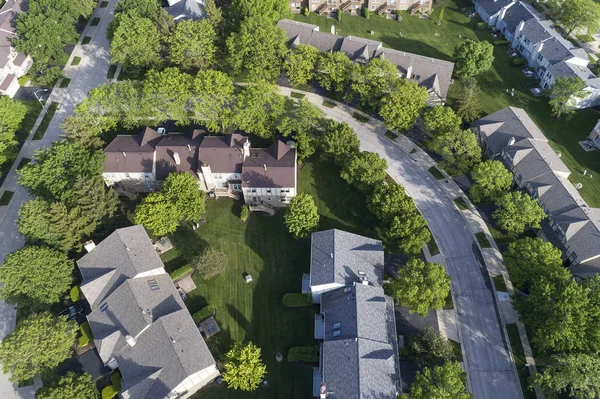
[
  {"xmin": 0, "ymin": 1, "xmax": 115, "ymax": 397},
  {"xmin": 280, "ymin": 87, "xmax": 523, "ymax": 399}
]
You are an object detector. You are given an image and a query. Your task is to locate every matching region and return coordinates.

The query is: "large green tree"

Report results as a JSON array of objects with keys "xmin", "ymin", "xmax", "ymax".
[
  {"xmin": 36, "ymin": 372, "xmax": 99, "ymax": 399},
  {"xmin": 0, "ymin": 246, "xmax": 74, "ymax": 310},
  {"xmin": 168, "ymin": 19, "xmax": 217, "ymax": 70},
  {"xmin": 320, "ymin": 120, "xmax": 360, "ymax": 165},
  {"xmin": 409, "ymin": 362, "xmax": 473, "ymax": 399},
  {"xmin": 550, "ymin": 0, "xmax": 600, "ymax": 35},
  {"xmin": 110, "ymin": 11, "xmax": 162, "ymax": 71},
  {"xmin": 469, "ymin": 160, "xmax": 513, "ymax": 203},
  {"xmin": 548, "ymin": 76, "xmax": 587, "ymax": 119},
  {"xmin": 0, "ymin": 312, "xmax": 77, "ymax": 383},
  {"xmin": 503, "ymin": 237, "xmax": 565, "ymax": 289},
  {"xmin": 431, "ymin": 129, "xmax": 481, "ymax": 175},
  {"xmin": 316, "ymin": 51, "xmax": 353, "ymax": 93},
  {"xmin": 535, "ymin": 353, "xmax": 600, "ymax": 399},
  {"xmin": 493, "ymin": 191, "xmax": 546, "ymax": 237},
  {"xmin": 453, "ymin": 40, "xmax": 494, "ymax": 78},
  {"xmin": 233, "ymin": 82, "xmax": 285, "ymax": 137},
  {"xmin": 380, "ymin": 80, "xmax": 428, "ymax": 132},
  {"xmin": 283, "ymin": 44, "xmax": 319, "ymax": 86},
  {"xmin": 226, "ymin": 15, "xmax": 288, "ymax": 82},
  {"xmin": 385, "ymin": 258, "xmax": 450, "ymax": 316},
  {"xmin": 223, "ymin": 341, "xmax": 267, "ymax": 391},
  {"xmin": 284, "ymin": 193, "xmax": 320, "ymax": 238},
  {"xmin": 191, "ymin": 69, "xmax": 235, "ymax": 133},
  {"xmin": 404, "ymin": 326, "xmax": 456, "ymax": 368},
  {"xmin": 341, "ymin": 151, "xmax": 388, "ymax": 193},
  {"xmin": 0, "ymin": 97, "xmax": 27, "ymax": 167},
  {"xmin": 351, "ymin": 58, "xmax": 401, "ymax": 109}
]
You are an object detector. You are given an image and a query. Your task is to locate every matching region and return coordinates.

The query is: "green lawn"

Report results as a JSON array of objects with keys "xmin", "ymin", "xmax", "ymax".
[
  {"xmin": 162, "ymin": 159, "xmax": 373, "ymax": 399},
  {"xmin": 295, "ymin": 0, "xmax": 600, "ymax": 207},
  {"xmin": 506, "ymin": 324, "xmax": 536, "ymax": 399}
]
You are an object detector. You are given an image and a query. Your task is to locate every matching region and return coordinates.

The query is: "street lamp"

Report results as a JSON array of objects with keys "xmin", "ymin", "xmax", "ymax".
[{"xmin": 34, "ymin": 88, "xmax": 48, "ymax": 105}]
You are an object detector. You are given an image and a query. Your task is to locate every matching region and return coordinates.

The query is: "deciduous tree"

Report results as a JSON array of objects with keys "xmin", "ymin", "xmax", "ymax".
[
  {"xmin": 283, "ymin": 44, "xmax": 319, "ymax": 86},
  {"xmin": 284, "ymin": 193, "xmax": 320, "ymax": 238},
  {"xmin": 380, "ymin": 80, "xmax": 428, "ymax": 132},
  {"xmin": 320, "ymin": 120, "xmax": 360, "ymax": 165},
  {"xmin": 453, "ymin": 40, "xmax": 494, "ymax": 78},
  {"xmin": 469, "ymin": 160, "xmax": 513, "ymax": 203},
  {"xmin": 431, "ymin": 129, "xmax": 481, "ymax": 175},
  {"xmin": 493, "ymin": 191, "xmax": 546, "ymax": 237},
  {"xmin": 195, "ymin": 248, "xmax": 228, "ymax": 280},
  {"xmin": 0, "ymin": 312, "xmax": 77, "ymax": 383},
  {"xmin": 409, "ymin": 362, "xmax": 473, "ymax": 399},
  {"xmin": 223, "ymin": 341, "xmax": 267, "ymax": 391},
  {"xmin": 503, "ymin": 237, "xmax": 565, "ymax": 289},
  {"xmin": 404, "ymin": 327, "xmax": 455, "ymax": 368},
  {"xmin": 385, "ymin": 258, "xmax": 450, "ymax": 316},
  {"xmin": 316, "ymin": 51, "xmax": 353, "ymax": 93},
  {"xmin": 168, "ymin": 19, "xmax": 217, "ymax": 70},
  {"xmin": 535, "ymin": 353, "xmax": 600, "ymax": 399},
  {"xmin": 191, "ymin": 69, "xmax": 235, "ymax": 133},
  {"xmin": 548, "ymin": 76, "xmax": 587, "ymax": 119},
  {"xmin": 36, "ymin": 372, "xmax": 99, "ymax": 399},
  {"xmin": 341, "ymin": 151, "xmax": 388, "ymax": 192}
]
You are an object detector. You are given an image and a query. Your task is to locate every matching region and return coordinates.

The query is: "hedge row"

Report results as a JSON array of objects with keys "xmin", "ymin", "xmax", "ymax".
[
  {"xmin": 78, "ymin": 322, "xmax": 93, "ymax": 347},
  {"xmin": 169, "ymin": 264, "xmax": 194, "ymax": 281},
  {"xmin": 288, "ymin": 345, "xmax": 319, "ymax": 363},
  {"xmin": 192, "ymin": 305, "xmax": 215, "ymax": 324},
  {"xmin": 282, "ymin": 293, "xmax": 312, "ymax": 307}
]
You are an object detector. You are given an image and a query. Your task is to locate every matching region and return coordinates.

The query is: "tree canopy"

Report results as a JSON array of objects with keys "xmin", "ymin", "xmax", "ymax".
[
  {"xmin": 469, "ymin": 160, "xmax": 513, "ymax": 203},
  {"xmin": 284, "ymin": 44, "xmax": 319, "ymax": 86},
  {"xmin": 0, "ymin": 312, "xmax": 77, "ymax": 383},
  {"xmin": 385, "ymin": 258, "xmax": 450, "ymax": 317},
  {"xmin": 503, "ymin": 237, "xmax": 565, "ymax": 289},
  {"xmin": 380, "ymin": 80, "xmax": 428, "ymax": 132},
  {"xmin": 284, "ymin": 193, "xmax": 320, "ymax": 238},
  {"xmin": 409, "ymin": 362, "xmax": 473, "ymax": 399},
  {"xmin": 36, "ymin": 372, "xmax": 99, "ymax": 399},
  {"xmin": 548, "ymin": 76, "xmax": 587, "ymax": 119},
  {"xmin": 453, "ymin": 40, "xmax": 494, "ymax": 78},
  {"xmin": 0, "ymin": 246, "xmax": 74, "ymax": 310},
  {"xmin": 493, "ymin": 191, "xmax": 546, "ymax": 237},
  {"xmin": 341, "ymin": 151, "xmax": 388, "ymax": 193},
  {"xmin": 223, "ymin": 342, "xmax": 267, "ymax": 391}
]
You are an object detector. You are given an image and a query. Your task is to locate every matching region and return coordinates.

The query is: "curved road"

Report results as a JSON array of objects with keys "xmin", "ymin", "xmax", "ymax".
[{"xmin": 282, "ymin": 88, "xmax": 523, "ymax": 399}]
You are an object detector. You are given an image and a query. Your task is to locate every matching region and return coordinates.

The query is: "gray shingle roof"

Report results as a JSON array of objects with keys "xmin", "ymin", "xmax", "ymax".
[
  {"xmin": 320, "ymin": 284, "xmax": 399, "ymax": 399},
  {"xmin": 310, "ymin": 229, "xmax": 384, "ymax": 287},
  {"xmin": 475, "ymin": 0, "xmax": 514, "ymax": 17}
]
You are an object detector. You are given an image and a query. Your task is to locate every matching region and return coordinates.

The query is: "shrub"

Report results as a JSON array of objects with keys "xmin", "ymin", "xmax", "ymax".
[
  {"xmin": 493, "ymin": 40, "xmax": 509, "ymax": 46},
  {"xmin": 511, "ymin": 57, "xmax": 527, "ymax": 66},
  {"xmin": 195, "ymin": 248, "xmax": 228, "ymax": 280},
  {"xmin": 363, "ymin": 7, "xmax": 371, "ymax": 19},
  {"xmin": 78, "ymin": 322, "xmax": 93, "ymax": 347},
  {"xmin": 287, "ymin": 345, "xmax": 319, "ymax": 363},
  {"xmin": 69, "ymin": 286, "xmax": 80, "ymax": 302},
  {"xmin": 192, "ymin": 305, "xmax": 215, "ymax": 324},
  {"xmin": 169, "ymin": 264, "xmax": 194, "ymax": 281},
  {"xmin": 282, "ymin": 293, "xmax": 312, "ymax": 307},
  {"xmin": 240, "ymin": 205, "xmax": 249, "ymax": 221},
  {"xmin": 476, "ymin": 22, "xmax": 489, "ymax": 30},
  {"xmin": 303, "ymin": 7, "xmax": 309, "ymax": 16}
]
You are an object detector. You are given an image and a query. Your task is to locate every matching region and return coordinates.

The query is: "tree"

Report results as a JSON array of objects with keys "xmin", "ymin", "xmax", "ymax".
[
  {"xmin": 535, "ymin": 353, "xmax": 600, "ymax": 399},
  {"xmin": 316, "ymin": 51, "xmax": 353, "ymax": 93},
  {"xmin": 351, "ymin": 58, "xmax": 401, "ymax": 109},
  {"xmin": 456, "ymin": 77, "xmax": 482, "ymax": 123},
  {"xmin": 284, "ymin": 193, "xmax": 320, "ymax": 238},
  {"xmin": 548, "ymin": 76, "xmax": 587, "ymax": 119},
  {"xmin": 195, "ymin": 248, "xmax": 228, "ymax": 280},
  {"xmin": 423, "ymin": 106, "xmax": 462, "ymax": 137},
  {"xmin": 276, "ymin": 98, "xmax": 324, "ymax": 161},
  {"xmin": 341, "ymin": 151, "xmax": 388, "ymax": 192},
  {"xmin": 162, "ymin": 172, "xmax": 206, "ymax": 222},
  {"xmin": 233, "ymin": 82, "xmax": 285, "ymax": 137},
  {"xmin": 453, "ymin": 40, "xmax": 494, "ymax": 78},
  {"xmin": 191, "ymin": 69, "xmax": 235, "ymax": 133},
  {"xmin": 409, "ymin": 362, "xmax": 473, "ymax": 399},
  {"xmin": 493, "ymin": 191, "xmax": 546, "ymax": 237},
  {"xmin": 168, "ymin": 19, "xmax": 217, "ymax": 70},
  {"xmin": 0, "ymin": 246, "xmax": 74, "ymax": 310},
  {"xmin": 503, "ymin": 237, "xmax": 565, "ymax": 289},
  {"xmin": 142, "ymin": 68, "xmax": 193, "ymax": 124},
  {"xmin": 232, "ymin": 0, "xmax": 290, "ymax": 22},
  {"xmin": 223, "ymin": 342, "xmax": 267, "ymax": 391},
  {"xmin": 320, "ymin": 120, "xmax": 360, "ymax": 165},
  {"xmin": 431, "ymin": 129, "xmax": 481, "ymax": 175},
  {"xmin": 385, "ymin": 258, "xmax": 450, "ymax": 316},
  {"xmin": 18, "ymin": 140, "xmax": 105, "ymax": 204},
  {"xmin": 110, "ymin": 11, "xmax": 162, "ymax": 71},
  {"xmin": 0, "ymin": 97, "xmax": 27, "ymax": 167},
  {"xmin": 36, "ymin": 372, "xmax": 99, "ymax": 399},
  {"xmin": 0, "ymin": 312, "xmax": 77, "ymax": 383},
  {"xmin": 226, "ymin": 15, "xmax": 288, "ymax": 82},
  {"xmin": 550, "ymin": 0, "xmax": 600, "ymax": 36},
  {"xmin": 283, "ymin": 44, "xmax": 319, "ymax": 86},
  {"xmin": 380, "ymin": 80, "xmax": 428, "ymax": 132},
  {"xmin": 134, "ymin": 192, "xmax": 180, "ymax": 236},
  {"xmin": 404, "ymin": 327, "xmax": 455, "ymax": 368},
  {"xmin": 469, "ymin": 160, "xmax": 513, "ymax": 203}
]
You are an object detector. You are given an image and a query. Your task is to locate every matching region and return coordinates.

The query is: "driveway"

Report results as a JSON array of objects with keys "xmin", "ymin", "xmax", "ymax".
[{"xmin": 282, "ymin": 88, "xmax": 523, "ymax": 399}]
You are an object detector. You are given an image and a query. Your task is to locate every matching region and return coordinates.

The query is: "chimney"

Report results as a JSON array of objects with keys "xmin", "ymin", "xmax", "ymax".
[
  {"xmin": 243, "ymin": 139, "xmax": 251, "ymax": 160},
  {"xmin": 330, "ymin": 24, "xmax": 335, "ymax": 35},
  {"xmin": 84, "ymin": 240, "xmax": 96, "ymax": 252},
  {"xmin": 173, "ymin": 152, "xmax": 181, "ymax": 165},
  {"xmin": 406, "ymin": 65, "xmax": 413, "ymax": 79}
]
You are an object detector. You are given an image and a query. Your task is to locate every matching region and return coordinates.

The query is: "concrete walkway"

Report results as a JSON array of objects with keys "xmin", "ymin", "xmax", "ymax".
[
  {"xmin": 281, "ymin": 87, "xmax": 524, "ymax": 399},
  {"xmin": 0, "ymin": 1, "xmax": 116, "ymax": 396}
]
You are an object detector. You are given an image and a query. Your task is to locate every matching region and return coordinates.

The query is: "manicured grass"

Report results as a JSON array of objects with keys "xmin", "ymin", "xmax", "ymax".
[
  {"xmin": 59, "ymin": 78, "xmax": 71, "ymax": 88},
  {"xmin": 506, "ymin": 324, "xmax": 536, "ymax": 399},
  {"xmin": 71, "ymin": 56, "xmax": 82, "ymax": 66},
  {"xmin": 322, "ymin": 100, "xmax": 336, "ymax": 108},
  {"xmin": 107, "ymin": 64, "xmax": 117, "ymax": 79},
  {"xmin": 90, "ymin": 17, "xmax": 101, "ymax": 26},
  {"xmin": 454, "ymin": 196, "xmax": 469, "ymax": 210},
  {"xmin": 15, "ymin": 100, "xmax": 43, "ymax": 141},
  {"xmin": 100, "ymin": 0, "xmax": 109, "ymax": 7},
  {"xmin": 493, "ymin": 275, "xmax": 508, "ymax": 292},
  {"xmin": 0, "ymin": 190, "xmax": 14, "ymax": 206},
  {"xmin": 81, "ymin": 36, "xmax": 92, "ymax": 45},
  {"xmin": 352, "ymin": 112, "xmax": 369, "ymax": 123},
  {"xmin": 33, "ymin": 102, "xmax": 59, "ymax": 140},
  {"xmin": 427, "ymin": 166, "xmax": 445, "ymax": 180},
  {"xmin": 384, "ymin": 130, "xmax": 398, "ymax": 140},
  {"xmin": 475, "ymin": 231, "xmax": 491, "ymax": 248},
  {"xmin": 290, "ymin": 91, "xmax": 305, "ymax": 99}
]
